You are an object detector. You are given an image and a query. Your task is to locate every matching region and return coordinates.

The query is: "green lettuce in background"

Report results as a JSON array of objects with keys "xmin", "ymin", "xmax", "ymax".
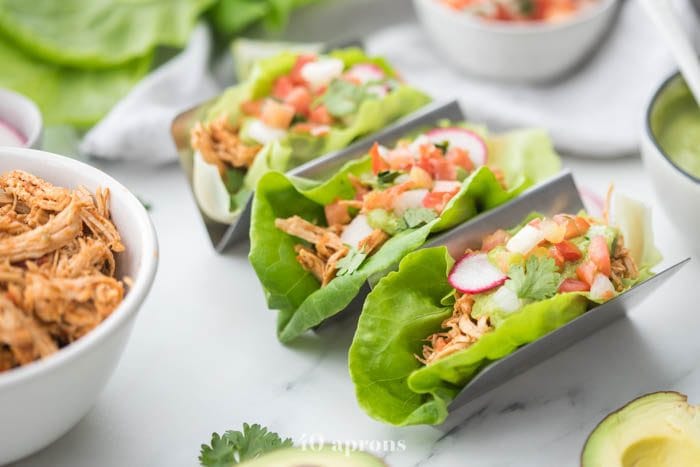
[
  {"xmin": 348, "ymin": 205, "xmax": 661, "ymax": 426},
  {"xmin": 249, "ymin": 126, "xmax": 561, "ymax": 343},
  {"xmin": 0, "ymin": 0, "xmax": 320, "ymax": 127}
]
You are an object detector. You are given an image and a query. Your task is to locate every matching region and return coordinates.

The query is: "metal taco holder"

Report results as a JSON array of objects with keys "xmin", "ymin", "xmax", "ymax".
[{"xmin": 418, "ymin": 171, "xmax": 691, "ymax": 431}]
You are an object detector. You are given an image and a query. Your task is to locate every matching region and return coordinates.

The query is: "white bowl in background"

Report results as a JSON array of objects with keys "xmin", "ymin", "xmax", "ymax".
[
  {"xmin": 0, "ymin": 148, "xmax": 158, "ymax": 464},
  {"xmin": 641, "ymin": 71, "xmax": 700, "ymax": 250},
  {"xmin": 413, "ymin": 0, "xmax": 619, "ymax": 83},
  {"xmin": 0, "ymin": 88, "xmax": 42, "ymax": 149}
]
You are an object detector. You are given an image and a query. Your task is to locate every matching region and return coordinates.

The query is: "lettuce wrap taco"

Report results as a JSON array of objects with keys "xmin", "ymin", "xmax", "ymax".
[
  {"xmin": 189, "ymin": 47, "xmax": 430, "ymax": 224},
  {"xmin": 348, "ymin": 196, "xmax": 662, "ymax": 426},
  {"xmin": 249, "ymin": 123, "xmax": 561, "ymax": 343}
]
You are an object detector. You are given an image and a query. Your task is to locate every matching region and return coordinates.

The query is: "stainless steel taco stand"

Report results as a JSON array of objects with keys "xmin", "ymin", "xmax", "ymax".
[
  {"xmin": 424, "ymin": 172, "xmax": 691, "ymax": 431},
  {"xmin": 172, "ymin": 97, "xmax": 464, "ymax": 252}
]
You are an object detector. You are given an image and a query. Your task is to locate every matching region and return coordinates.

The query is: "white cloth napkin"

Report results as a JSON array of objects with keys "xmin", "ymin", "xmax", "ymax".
[
  {"xmin": 366, "ymin": 0, "xmax": 700, "ymax": 158},
  {"xmin": 79, "ymin": 23, "xmax": 220, "ymax": 163}
]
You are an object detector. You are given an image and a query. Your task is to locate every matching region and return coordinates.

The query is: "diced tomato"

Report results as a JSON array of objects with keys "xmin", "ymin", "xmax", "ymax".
[
  {"xmin": 309, "ymin": 105, "xmax": 334, "ymax": 125},
  {"xmin": 240, "ymin": 100, "xmax": 262, "ymax": 117},
  {"xmin": 482, "ymin": 229, "xmax": 510, "ymax": 251},
  {"xmin": 576, "ymin": 260, "xmax": 597, "ymax": 286},
  {"xmin": 369, "ymin": 142, "xmax": 389, "ymax": 175},
  {"xmin": 445, "ymin": 147, "xmax": 474, "ymax": 172},
  {"xmin": 387, "ymin": 148, "xmax": 415, "ymax": 171},
  {"xmin": 589, "ymin": 235, "xmax": 611, "ymax": 276},
  {"xmin": 430, "ymin": 157, "xmax": 457, "ymax": 181},
  {"xmin": 558, "ymin": 278, "xmax": 590, "ymax": 293},
  {"xmin": 422, "ymin": 189, "xmax": 458, "ymax": 213},
  {"xmin": 548, "ymin": 246, "xmax": 565, "ymax": 268},
  {"xmin": 260, "ymin": 99, "xmax": 295, "ymax": 129},
  {"xmin": 325, "ymin": 200, "xmax": 351, "ymax": 226},
  {"xmin": 554, "ymin": 240, "xmax": 583, "ymax": 262},
  {"xmin": 554, "ymin": 214, "xmax": 590, "ymax": 239},
  {"xmin": 272, "ymin": 76, "xmax": 295, "ymax": 100},
  {"xmin": 284, "ymin": 86, "xmax": 312, "ymax": 115},
  {"xmin": 362, "ymin": 182, "xmax": 411, "ymax": 212},
  {"xmin": 290, "ymin": 54, "xmax": 317, "ymax": 85}
]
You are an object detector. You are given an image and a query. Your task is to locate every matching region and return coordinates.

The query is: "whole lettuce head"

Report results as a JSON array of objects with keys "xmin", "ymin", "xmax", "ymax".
[{"xmin": 249, "ymin": 125, "xmax": 561, "ymax": 343}]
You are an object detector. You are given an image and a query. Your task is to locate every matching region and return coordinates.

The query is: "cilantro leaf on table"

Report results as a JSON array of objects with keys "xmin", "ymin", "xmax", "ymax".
[
  {"xmin": 403, "ymin": 207, "xmax": 437, "ymax": 228},
  {"xmin": 199, "ymin": 423, "xmax": 293, "ymax": 466},
  {"xmin": 506, "ymin": 255, "xmax": 561, "ymax": 301},
  {"xmin": 336, "ymin": 247, "xmax": 368, "ymax": 276}
]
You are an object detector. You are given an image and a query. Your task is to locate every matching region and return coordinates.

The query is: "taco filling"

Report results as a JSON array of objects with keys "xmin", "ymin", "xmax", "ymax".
[
  {"xmin": 275, "ymin": 128, "xmax": 507, "ymax": 286},
  {"xmin": 189, "ymin": 49, "xmax": 430, "ymax": 223},
  {"xmin": 419, "ymin": 213, "xmax": 639, "ymax": 365}
]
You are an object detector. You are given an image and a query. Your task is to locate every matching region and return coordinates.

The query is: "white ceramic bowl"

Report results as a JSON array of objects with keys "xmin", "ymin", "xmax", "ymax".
[
  {"xmin": 413, "ymin": 0, "xmax": 619, "ymax": 82},
  {"xmin": 0, "ymin": 148, "xmax": 158, "ymax": 464},
  {"xmin": 0, "ymin": 88, "xmax": 43, "ymax": 149},
  {"xmin": 641, "ymin": 71, "xmax": 700, "ymax": 250}
]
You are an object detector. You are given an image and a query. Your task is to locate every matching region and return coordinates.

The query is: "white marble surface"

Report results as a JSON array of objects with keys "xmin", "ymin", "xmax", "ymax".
[{"xmin": 10, "ymin": 151, "xmax": 698, "ymax": 467}]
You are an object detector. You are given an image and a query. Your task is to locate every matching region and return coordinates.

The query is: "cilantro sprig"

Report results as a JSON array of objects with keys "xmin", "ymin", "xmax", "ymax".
[
  {"xmin": 506, "ymin": 255, "xmax": 561, "ymax": 301},
  {"xmin": 199, "ymin": 423, "xmax": 293, "ymax": 467},
  {"xmin": 336, "ymin": 246, "xmax": 368, "ymax": 276}
]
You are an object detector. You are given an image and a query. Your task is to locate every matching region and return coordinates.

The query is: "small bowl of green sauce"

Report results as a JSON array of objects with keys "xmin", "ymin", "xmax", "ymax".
[{"xmin": 642, "ymin": 71, "xmax": 700, "ymax": 246}]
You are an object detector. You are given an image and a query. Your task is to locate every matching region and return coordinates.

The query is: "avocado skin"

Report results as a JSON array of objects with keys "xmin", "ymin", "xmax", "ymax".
[
  {"xmin": 240, "ymin": 446, "xmax": 387, "ymax": 466},
  {"xmin": 581, "ymin": 391, "xmax": 700, "ymax": 467}
]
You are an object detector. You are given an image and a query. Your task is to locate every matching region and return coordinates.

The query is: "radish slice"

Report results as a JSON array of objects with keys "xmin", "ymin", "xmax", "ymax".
[
  {"xmin": 340, "ymin": 214, "xmax": 374, "ymax": 249},
  {"xmin": 300, "ymin": 58, "xmax": 344, "ymax": 88},
  {"xmin": 247, "ymin": 119, "xmax": 286, "ymax": 144},
  {"xmin": 345, "ymin": 63, "xmax": 385, "ymax": 84},
  {"xmin": 589, "ymin": 273, "xmax": 616, "ymax": 301},
  {"xmin": 506, "ymin": 224, "xmax": 545, "ymax": 254},
  {"xmin": 448, "ymin": 252, "xmax": 507, "ymax": 294},
  {"xmin": 426, "ymin": 128, "xmax": 488, "ymax": 167},
  {"xmin": 393, "ymin": 189, "xmax": 428, "ymax": 215},
  {"xmin": 491, "ymin": 286, "xmax": 521, "ymax": 314},
  {"xmin": 432, "ymin": 181, "xmax": 462, "ymax": 193}
]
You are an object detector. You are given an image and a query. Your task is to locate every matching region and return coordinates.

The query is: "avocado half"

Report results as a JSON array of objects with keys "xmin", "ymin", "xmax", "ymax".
[
  {"xmin": 240, "ymin": 446, "xmax": 386, "ymax": 466},
  {"xmin": 582, "ymin": 392, "xmax": 700, "ymax": 467}
]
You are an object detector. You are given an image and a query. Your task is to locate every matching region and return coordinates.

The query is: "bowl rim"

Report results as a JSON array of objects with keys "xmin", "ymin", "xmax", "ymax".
[
  {"xmin": 415, "ymin": 0, "xmax": 619, "ymax": 35},
  {"xmin": 0, "ymin": 147, "xmax": 159, "ymax": 389},
  {"xmin": 645, "ymin": 70, "xmax": 700, "ymax": 185},
  {"xmin": 0, "ymin": 88, "xmax": 43, "ymax": 149}
]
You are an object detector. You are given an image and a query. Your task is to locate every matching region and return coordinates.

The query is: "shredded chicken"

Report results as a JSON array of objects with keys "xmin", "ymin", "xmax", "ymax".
[
  {"xmin": 418, "ymin": 294, "xmax": 493, "ymax": 365},
  {"xmin": 0, "ymin": 170, "xmax": 127, "ymax": 372},
  {"xmin": 276, "ymin": 214, "xmax": 388, "ymax": 286},
  {"xmin": 191, "ymin": 114, "xmax": 262, "ymax": 173},
  {"xmin": 610, "ymin": 235, "xmax": 639, "ymax": 291}
]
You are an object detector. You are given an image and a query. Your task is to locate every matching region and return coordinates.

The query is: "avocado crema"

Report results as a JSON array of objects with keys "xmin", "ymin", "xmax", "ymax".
[
  {"xmin": 650, "ymin": 76, "xmax": 700, "ymax": 179},
  {"xmin": 240, "ymin": 446, "xmax": 386, "ymax": 466},
  {"xmin": 582, "ymin": 392, "xmax": 700, "ymax": 467}
]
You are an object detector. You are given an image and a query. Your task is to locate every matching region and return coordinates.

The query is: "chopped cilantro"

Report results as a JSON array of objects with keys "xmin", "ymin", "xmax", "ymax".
[
  {"xmin": 199, "ymin": 423, "xmax": 293, "ymax": 467},
  {"xmin": 506, "ymin": 255, "xmax": 561, "ymax": 301},
  {"xmin": 321, "ymin": 80, "xmax": 369, "ymax": 118},
  {"xmin": 402, "ymin": 207, "xmax": 438, "ymax": 228},
  {"xmin": 434, "ymin": 140, "xmax": 449, "ymax": 153},
  {"xmin": 376, "ymin": 170, "xmax": 401, "ymax": 188},
  {"xmin": 336, "ymin": 246, "xmax": 368, "ymax": 276}
]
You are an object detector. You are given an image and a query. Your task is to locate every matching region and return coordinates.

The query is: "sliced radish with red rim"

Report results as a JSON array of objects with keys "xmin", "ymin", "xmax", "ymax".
[
  {"xmin": 426, "ymin": 127, "xmax": 488, "ymax": 168},
  {"xmin": 448, "ymin": 252, "xmax": 507, "ymax": 294}
]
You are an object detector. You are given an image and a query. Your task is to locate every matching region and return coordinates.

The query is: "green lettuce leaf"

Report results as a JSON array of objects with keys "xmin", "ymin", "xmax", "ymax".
[
  {"xmin": 249, "ymin": 125, "xmax": 559, "ymax": 343},
  {"xmin": 0, "ymin": 36, "xmax": 151, "ymax": 126},
  {"xmin": 0, "ymin": 0, "xmax": 213, "ymax": 68},
  {"xmin": 208, "ymin": 0, "xmax": 318, "ymax": 36}
]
